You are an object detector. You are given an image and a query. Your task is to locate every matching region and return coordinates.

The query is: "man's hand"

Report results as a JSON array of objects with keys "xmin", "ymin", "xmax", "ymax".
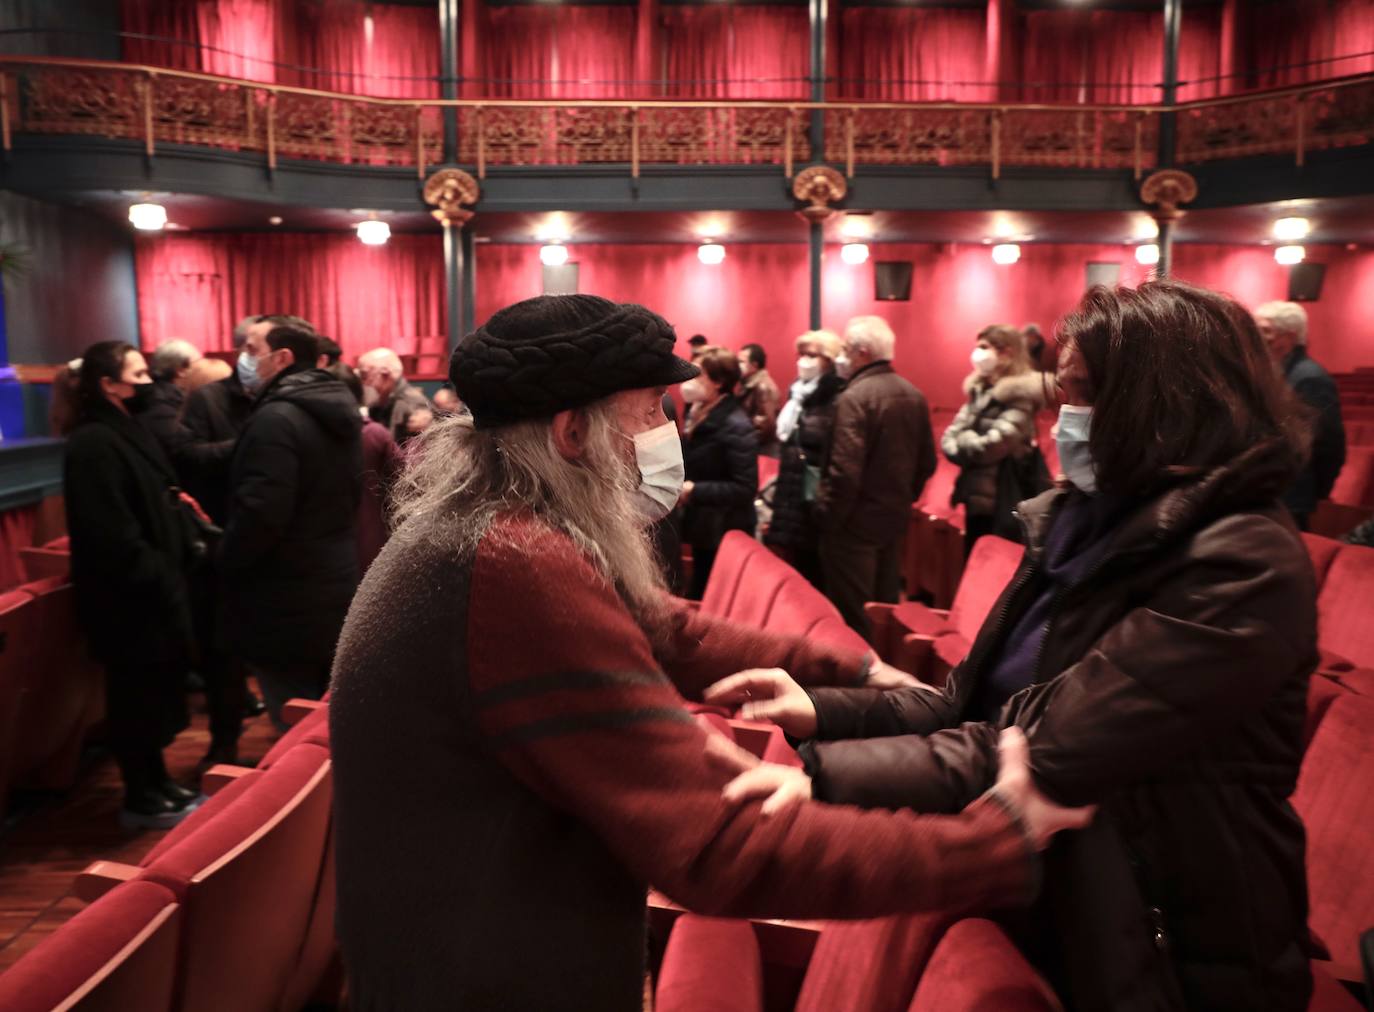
[
  {"xmin": 722, "ymin": 762, "xmax": 812, "ymax": 818},
  {"xmin": 991, "ymin": 727, "xmax": 1096, "ymax": 850},
  {"xmin": 865, "ymin": 658, "xmax": 941, "ymax": 693},
  {"xmin": 702, "ymin": 668, "xmax": 817, "ymax": 738}
]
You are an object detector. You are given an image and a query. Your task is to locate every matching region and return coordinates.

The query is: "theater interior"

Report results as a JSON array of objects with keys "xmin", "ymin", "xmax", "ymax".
[{"xmin": 0, "ymin": 0, "xmax": 1371, "ymax": 1009}]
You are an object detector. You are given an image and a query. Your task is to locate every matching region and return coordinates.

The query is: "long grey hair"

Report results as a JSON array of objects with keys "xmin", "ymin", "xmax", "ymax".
[{"xmin": 388, "ymin": 399, "xmax": 670, "ymax": 631}]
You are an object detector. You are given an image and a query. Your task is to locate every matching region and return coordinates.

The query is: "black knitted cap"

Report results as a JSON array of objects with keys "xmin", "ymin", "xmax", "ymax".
[{"xmin": 451, "ymin": 295, "xmax": 700, "ymax": 429}]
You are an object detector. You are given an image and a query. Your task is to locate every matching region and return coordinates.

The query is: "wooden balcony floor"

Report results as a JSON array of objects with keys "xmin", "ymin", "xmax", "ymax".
[{"xmin": 0, "ymin": 686, "xmax": 280, "ymax": 973}]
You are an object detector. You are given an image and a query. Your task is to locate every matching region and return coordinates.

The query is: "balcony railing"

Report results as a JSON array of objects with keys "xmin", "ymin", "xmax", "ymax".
[{"xmin": 1, "ymin": 56, "xmax": 1370, "ymax": 181}]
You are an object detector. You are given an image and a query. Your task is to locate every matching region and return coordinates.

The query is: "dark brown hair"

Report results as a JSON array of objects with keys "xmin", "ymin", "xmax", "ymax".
[
  {"xmin": 1056, "ymin": 280, "xmax": 1309, "ymax": 496},
  {"xmin": 75, "ymin": 341, "xmax": 138, "ymax": 418},
  {"xmin": 696, "ymin": 346, "xmax": 742, "ymax": 393}
]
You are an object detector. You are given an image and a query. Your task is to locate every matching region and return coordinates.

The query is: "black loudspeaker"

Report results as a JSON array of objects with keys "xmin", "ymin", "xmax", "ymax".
[
  {"xmin": 1085, "ymin": 261, "xmax": 1122, "ymax": 290},
  {"xmin": 542, "ymin": 262, "xmax": 579, "ymax": 296},
  {"xmin": 874, "ymin": 261, "xmax": 913, "ymax": 301},
  {"xmin": 1288, "ymin": 262, "xmax": 1326, "ymax": 302}
]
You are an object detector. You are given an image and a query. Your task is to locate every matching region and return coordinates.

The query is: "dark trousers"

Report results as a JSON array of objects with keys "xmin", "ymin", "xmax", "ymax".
[
  {"xmin": 964, "ymin": 513, "xmax": 996, "ymax": 559},
  {"xmin": 190, "ymin": 565, "xmax": 245, "ymax": 752},
  {"xmin": 819, "ymin": 530, "xmax": 903, "ymax": 642},
  {"xmin": 250, "ymin": 660, "xmax": 331, "ymax": 732},
  {"xmin": 105, "ymin": 657, "xmax": 188, "ymax": 801}
]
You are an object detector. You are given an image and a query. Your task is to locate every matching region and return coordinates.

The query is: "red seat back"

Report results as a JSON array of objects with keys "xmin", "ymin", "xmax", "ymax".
[
  {"xmin": 794, "ymin": 913, "xmax": 952, "ymax": 1012},
  {"xmin": 946, "ymin": 536, "xmax": 1022, "ymax": 643},
  {"xmin": 656, "ymin": 915, "xmax": 764, "ymax": 1012},
  {"xmin": 139, "ymin": 743, "xmax": 333, "ymax": 1012},
  {"xmin": 907, "ymin": 918, "xmax": 1060, "ymax": 1011},
  {"xmin": 1293, "ymin": 694, "xmax": 1374, "ymax": 970},
  {"xmin": 757, "ymin": 454, "xmax": 780, "ymax": 490},
  {"xmin": 258, "ymin": 704, "xmax": 331, "ymax": 770},
  {"xmin": 1330, "ymin": 446, "xmax": 1374, "ymax": 508},
  {"xmin": 699, "ymin": 532, "xmax": 764, "ymax": 615},
  {"xmin": 0, "ymin": 590, "xmax": 35, "ymax": 808},
  {"xmin": 0, "ymin": 880, "xmax": 180, "ymax": 1012},
  {"xmin": 1301, "ymin": 533, "xmax": 1343, "ymax": 591},
  {"xmin": 1316, "ymin": 543, "xmax": 1374, "ymax": 669},
  {"xmin": 715, "ymin": 544, "xmax": 798, "ymax": 628}
]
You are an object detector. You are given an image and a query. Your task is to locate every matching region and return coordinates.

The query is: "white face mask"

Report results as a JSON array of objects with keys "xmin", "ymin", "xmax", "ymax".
[
  {"xmin": 630, "ymin": 421, "xmax": 685, "ymax": 523},
  {"xmin": 1056, "ymin": 404, "xmax": 1097, "ymax": 493},
  {"xmin": 680, "ymin": 378, "xmax": 712, "ymax": 404},
  {"xmin": 834, "ymin": 355, "xmax": 853, "ymax": 379},
  {"xmin": 971, "ymin": 347, "xmax": 999, "ymax": 377},
  {"xmin": 796, "ymin": 356, "xmax": 822, "ymax": 382}
]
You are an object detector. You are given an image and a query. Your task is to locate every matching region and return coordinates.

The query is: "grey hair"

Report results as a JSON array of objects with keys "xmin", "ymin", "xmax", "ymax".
[
  {"xmin": 232, "ymin": 316, "xmax": 258, "ymax": 349},
  {"xmin": 844, "ymin": 315, "xmax": 897, "ymax": 360},
  {"xmin": 149, "ymin": 339, "xmax": 201, "ymax": 382},
  {"xmin": 389, "ymin": 398, "xmax": 670, "ymax": 633},
  {"xmin": 1255, "ymin": 301, "xmax": 1308, "ymax": 346}
]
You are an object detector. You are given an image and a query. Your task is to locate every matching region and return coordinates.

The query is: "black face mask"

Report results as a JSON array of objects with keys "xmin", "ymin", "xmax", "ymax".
[{"xmin": 122, "ymin": 382, "xmax": 156, "ymax": 414}]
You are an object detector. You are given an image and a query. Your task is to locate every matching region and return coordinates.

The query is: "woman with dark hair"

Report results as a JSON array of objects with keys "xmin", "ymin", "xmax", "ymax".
[
  {"xmin": 941, "ymin": 324, "xmax": 1050, "ymax": 553},
  {"xmin": 65, "ymin": 341, "xmax": 201, "ymax": 827},
  {"xmin": 680, "ymin": 346, "xmax": 758, "ymax": 597},
  {"xmin": 709, "ymin": 281, "xmax": 1318, "ymax": 1010}
]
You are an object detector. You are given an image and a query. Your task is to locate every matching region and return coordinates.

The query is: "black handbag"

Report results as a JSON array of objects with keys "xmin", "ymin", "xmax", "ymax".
[{"xmin": 992, "ymin": 446, "xmax": 1052, "ymax": 542}]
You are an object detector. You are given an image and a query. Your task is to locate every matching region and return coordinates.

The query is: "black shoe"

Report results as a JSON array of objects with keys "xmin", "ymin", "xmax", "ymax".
[
  {"xmin": 119, "ymin": 789, "xmax": 195, "ymax": 830},
  {"xmin": 246, "ymin": 694, "xmax": 267, "ymax": 717},
  {"xmin": 159, "ymin": 778, "xmax": 201, "ymax": 807}
]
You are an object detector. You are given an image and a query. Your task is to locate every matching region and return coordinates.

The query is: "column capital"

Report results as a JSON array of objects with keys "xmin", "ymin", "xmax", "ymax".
[{"xmin": 423, "ymin": 168, "xmax": 481, "ymax": 227}]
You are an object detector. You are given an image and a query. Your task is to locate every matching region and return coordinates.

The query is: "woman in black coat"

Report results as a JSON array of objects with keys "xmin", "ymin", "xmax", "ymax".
[
  {"xmin": 764, "ymin": 329, "xmax": 845, "ymax": 586},
  {"xmin": 680, "ymin": 346, "xmax": 758, "ymax": 598},
  {"xmin": 64, "ymin": 341, "xmax": 201, "ymax": 828}
]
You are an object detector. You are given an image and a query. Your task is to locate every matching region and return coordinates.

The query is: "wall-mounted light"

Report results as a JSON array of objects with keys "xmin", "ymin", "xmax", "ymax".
[
  {"xmin": 840, "ymin": 243, "xmax": 870, "ymax": 265},
  {"xmin": 1273, "ymin": 217, "xmax": 1310, "ymax": 241},
  {"xmin": 698, "ymin": 242, "xmax": 725, "ymax": 265},
  {"xmin": 356, "ymin": 218, "xmax": 390, "ymax": 246},
  {"xmin": 1274, "ymin": 245, "xmax": 1305, "ymax": 265},
  {"xmin": 840, "ymin": 215, "xmax": 873, "ymax": 240},
  {"xmin": 129, "ymin": 202, "xmax": 168, "ymax": 231},
  {"xmin": 540, "ymin": 243, "xmax": 570, "ymax": 267},
  {"xmin": 991, "ymin": 243, "xmax": 1021, "ymax": 265},
  {"xmin": 1135, "ymin": 243, "xmax": 1160, "ymax": 266}
]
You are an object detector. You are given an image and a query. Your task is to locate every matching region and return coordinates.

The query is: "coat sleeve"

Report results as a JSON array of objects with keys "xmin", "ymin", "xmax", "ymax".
[
  {"xmin": 466, "ymin": 525, "xmax": 1035, "ymax": 920},
  {"xmin": 176, "ymin": 388, "xmax": 237, "ymax": 475},
  {"xmin": 950, "ymin": 401, "xmax": 1033, "ymax": 468},
  {"xmin": 655, "ymin": 600, "xmax": 871, "ymax": 699},
  {"xmin": 219, "ymin": 408, "xmax": 300, "ymax": 570},
  {"xmin": 914, "ymin": 396, "xmax": 937, "ymax": 498},
  {"xmin": 1294, "ymin": 374, "xmax": 1347, "ymax": 500},
  {"xmin": 688, "ymin": 418, "xmax": 758, "ymax": 508},
  {"xmin": 808, "ymin": 679, "xmax": 961, "ymax": 740},
  {"xmin": 940, "ymin": 403, "xmax": 975, "ymax": 464},
  {"xmin": 64, "ymin": 435, "xmax": 183, "ymax": 604},
  {"xmin": 805, "ymin": 512, "xmax": 1316, "ymax": 813},
  {"xmin": 814, "ymin": 393, "xmax": 866, "ymax": 531}
]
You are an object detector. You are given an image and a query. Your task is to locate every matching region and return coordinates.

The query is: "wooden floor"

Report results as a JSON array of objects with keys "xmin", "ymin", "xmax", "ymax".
[{"xmin": 0, "ymin": 692, "xmax": 280, "ymax": 973}]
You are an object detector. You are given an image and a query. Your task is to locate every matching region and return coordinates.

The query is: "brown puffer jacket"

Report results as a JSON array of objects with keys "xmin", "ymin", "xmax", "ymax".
[
  {"xmin": 801, "ymin": 438, "xmax": 1317, "ymax": 1012},
  {"xmin": 941, "ymin": 370, "xmax": 1048, "ymax": 516}
]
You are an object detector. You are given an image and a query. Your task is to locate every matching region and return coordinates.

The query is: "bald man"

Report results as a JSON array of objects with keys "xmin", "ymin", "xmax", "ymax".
[{"xmin": 357, "ymin": 348, "xmax": 432, "ymax": 442}]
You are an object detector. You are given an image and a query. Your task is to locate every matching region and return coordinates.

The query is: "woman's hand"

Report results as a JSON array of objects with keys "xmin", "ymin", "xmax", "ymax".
[
  {"xmin": 991, "ymin": 727, "xmax": 1096, "ymax": 850},
  {"xmin": 722, "ymin": 762, "xmax": 812, "ymax": 818},
  {"xmin": 865, "ymin": 658, "xmax": 942, "ymax": 694},
  {"xmin": 702, "ymin": 668, "xmax": 817, "ymax": 739}
]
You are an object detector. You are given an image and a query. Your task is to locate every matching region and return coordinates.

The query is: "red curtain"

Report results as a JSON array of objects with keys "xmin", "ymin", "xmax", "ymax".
[
  {"xmin": 660, "ymin": 6, "xmax": 810, "ymax": 100},
  {"xmin": 0, "ymin": 504, "xmax": 38, "ymax": 593},
  {"xmin": 834, "ymin": 8, "xmax": 989, "ymax": 102},
  {"xmin": 134, "ymin": 232, "xmax": 446, "ymax": 361},
  {"xmin": 1247, "ymin": 0, "xmax": 1374, "ymax": 89},
  {"xmin": 1017, "ymin": 9, "xmax": 1164, "ymax": 105},
  {"xmin": 479, "ymin": 6, "xmax": 637, "ymax": 99},
  {"xmin": 1177, "ymin": 5, "xmax": 1225, "ymax": 101}
]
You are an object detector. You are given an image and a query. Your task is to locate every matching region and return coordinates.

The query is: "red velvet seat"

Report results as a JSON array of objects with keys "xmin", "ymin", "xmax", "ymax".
[
  {"xmin": 0, "ymin": 880, "xmax": 181, "ymax": 1012},
  {"xmin": 1293, "ymin": 694, "xmax": 1374, "ymax": 976},
  {"xmin": 1330, "ymin": 446, "xmax": 1374, "ymax": 508},
  {"xmin": 1308, "ymin": 964, "xmax": 1364, "ymax": 1011},
  {"xmin": 655, "ymin": 915, "xmax": 765, "ymax": 1012},
  {"xmin": 794, "ymin": 913, "xmax": 953, "ymax": 1012},
  {"xmin": 757, "ymin": 454, "xmax": 780, "ymax": 491},
  {"xmin": 699, "ymin": 531, "xmax": 763, "ymax": 615},
  {"xmin": 906, "ymin": 918, "xmax": 1059, "ymax": 1011},
  {"xmin": 17, "ymin": 544, "xmax": 71, "ymax": 583},
  {"xmin": 1305, "ymin": 674, "xmax": 1347, "ymax": 748},
  {"xmin": 258, "ymin": 703, "xmax": 330, "ymax": 770},
  {"xmin": 1316, "ymin": 544, "xmax": 1374, "ymax": 670},
  {"xmin": 79, "ymin": 743, "xmax": 333, "ymax": 1012},
  {"xmin": 1302, "ymin": 533, "xmax": 1343, "ymax": 592},
  {"xmin": 0, "ymin": 589, "xmax": 35, "ymax": 810}
]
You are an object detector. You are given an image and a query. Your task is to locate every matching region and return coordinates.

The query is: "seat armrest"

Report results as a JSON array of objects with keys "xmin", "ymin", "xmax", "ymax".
[
  {"xmin": 201, "ymin": 763, "xmax": 255, "ymax": 796},
  {"xmin": 75, "ymin": 860, "xmax": 141, "ymax": 902},
  {"xmin": 281, "ymin": 698, "xmax": 326, "ymax": 726}
]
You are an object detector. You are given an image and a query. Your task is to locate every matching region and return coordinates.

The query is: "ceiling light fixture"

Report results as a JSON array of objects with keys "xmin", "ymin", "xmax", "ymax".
[
  {"xmin": 1273, "ymin": 217, "xmax": 1311, "ymax": 241},
  {"xmin": 540, "ymin": 243, "xmax": 570, "ymax": 267},
  {"xmin": 840, "ymin": 242, "xmax": 870, "ymax": 265},
  {"xmin": 269, "ymin": 215, "xmax": 283, "ymax": 226},
  {"xmin": 698, "ymin": 242, "xmax": 725, "ymax": 265},
  {"xmin": 991, "ymin": 243, "xmax": 1021, "ymax": 265},
  {"xmin": 356, "ymin": 217, "xmax": 390, "ymax": 246},
  {"xmin": 841, "ymin": 215, "xmax": 873, "ymax": 240},
  {"xmin": 1274, "ymin": 244, "xmax": 1306, "ymax": 266},
  {"xmin": 128, "ymin": 202, "xmax": 168, "ymax": 231},
  {"xmin": 1135, "ymin": 243, "xmax": 1160, "ymax": 266}
]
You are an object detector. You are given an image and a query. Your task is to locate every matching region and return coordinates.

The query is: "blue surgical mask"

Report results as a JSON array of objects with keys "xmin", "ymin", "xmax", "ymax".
[
  {"xmin": 236, "ymin": 349, "xmax": 262, "ymax": 393},
  {"xmin": 1056, "ymin": 404, "xmax": 1097, "ymax": 493}
]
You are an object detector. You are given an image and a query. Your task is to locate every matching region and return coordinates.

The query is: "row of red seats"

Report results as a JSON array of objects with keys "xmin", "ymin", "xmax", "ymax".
[
  {"xmin": 660, "ymin": 532, "xmax": 1371, "ymax": 1010},
  {"xmin": 0, "ymin": 701, "xmax": 338, "ymax": 1011}
]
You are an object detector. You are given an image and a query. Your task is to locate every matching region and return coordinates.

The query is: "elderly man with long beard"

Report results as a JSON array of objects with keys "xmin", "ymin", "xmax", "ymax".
[{"xmin": 328, "ymin": 295, "xmax": 1090, "ymax": 1011}]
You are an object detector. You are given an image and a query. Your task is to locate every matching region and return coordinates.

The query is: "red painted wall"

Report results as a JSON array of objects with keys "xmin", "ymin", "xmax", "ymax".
[{"xmin": 475, "ymin": 241, "xmax": 1374, "ymax": 411}]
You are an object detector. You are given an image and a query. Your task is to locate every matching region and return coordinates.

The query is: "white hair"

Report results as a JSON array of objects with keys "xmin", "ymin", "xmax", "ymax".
[
  {"xmin": 844, "ymin": 315, "xmax": 896, "ymax": 360},
  {"xmin": 389, "ymin": 398, "xmax": 670, "ymax": 637},
  {"xmin": 149, "ymin": 339, "xmax": 203, "ymax": 382},
  {"xmin": 1255, "ymin": 301, "xmax": 1308, "ymax": 346},
  {"xmin": 359, "ymin": 347, "xmax": 404, "ymax": 376},
  {"xmin": 232, "ymin": 316, "xmax": 259, "ymax": 349}
]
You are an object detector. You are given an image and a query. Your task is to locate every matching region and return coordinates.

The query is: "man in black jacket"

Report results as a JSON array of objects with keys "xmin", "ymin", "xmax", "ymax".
[
  {"xmin": 138, "ymin": 339, "xmax": 203, "ymax": 465},
  {"xmin": 221, "ymin": 323, "xmax": 363, "ymax": 729},
  {"xmin": 1255, "ymin": 300, "xmax": 1347, "ymax": 529}
]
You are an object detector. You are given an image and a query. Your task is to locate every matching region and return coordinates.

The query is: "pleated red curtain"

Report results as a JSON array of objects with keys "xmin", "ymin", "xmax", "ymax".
[
  {"xmin": 660, "ymin": 6, "xmax": 810, "ymax": 100},
  {"xmin": 479, "ymin": 5, "xmax": 637, "ymax": 99},
  {"xmin": 834, "ymin": 7, "xmax": 989, "ymax": 102},
  {"xmin": 1247, "ymin": 0, "xmax": 1374, "ymax": 89},
  {"xmin": 134, "ymin": 232, "xmax": 446, "ymax": 361},
  {"xmin": 1017, "ymin": 9, "xmax": 1164, "ymax": 105},
  {"xmin": 1177, "ymin": 4, "xmax": 1225, "ymax": 101}
]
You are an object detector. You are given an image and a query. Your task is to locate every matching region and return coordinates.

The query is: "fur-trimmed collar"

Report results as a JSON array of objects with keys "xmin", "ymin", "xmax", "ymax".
[{"xmin": 962, "ymin": 369, "xmax": 1051, "ymax": 407}]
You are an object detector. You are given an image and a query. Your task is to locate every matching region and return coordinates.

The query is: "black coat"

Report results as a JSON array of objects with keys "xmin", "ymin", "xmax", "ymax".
[
  {"xmin": 220, "ymin": 368, "xmax": 363, "ymax": 667},
  {"xmin": 1282, "ymin": 347, "xmax": 1346, "ymax": 516},
  {"xmin": 181, "ymin": 372, "xmax": 254, "ymax": 524},
  {"xmin": 765, "ymin": 372, "xmax": 845, "ymax": 551},
  {"xmin": 682, "ymin": 396, "xmax": 757, "ymax": 551},
  {"xmin": 65, "ymin": 399, "xmax": 195, "ymax": 671}
]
